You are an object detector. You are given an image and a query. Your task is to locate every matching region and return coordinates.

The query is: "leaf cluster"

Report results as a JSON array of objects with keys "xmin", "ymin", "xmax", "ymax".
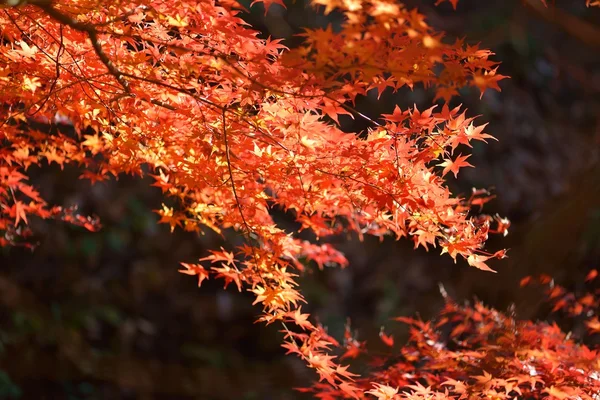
[{"xmin": 305, "ymin": 273, "xmax": 600, "ymax": 399}]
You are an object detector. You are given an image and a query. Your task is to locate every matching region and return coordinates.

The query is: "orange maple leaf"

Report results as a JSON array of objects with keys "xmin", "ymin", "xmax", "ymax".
[
  {"xmin": 379, "ymin": 328, "xmax": 394, "ymax": 347},
  {"xmin": 438, "ymin": 154, "xmax": 474, "ymax": 178},
  {"xmin": 473, "ymin": 68, "xmax": 509, "ymax": 98},
  {"xmin": 179, "ymin": 263, "xmax": 210, "ymax": 287}
]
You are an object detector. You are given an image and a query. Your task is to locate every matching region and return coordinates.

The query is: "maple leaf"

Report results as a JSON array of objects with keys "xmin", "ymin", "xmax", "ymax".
[
  {"xmin": 464, "ymin": 122, "xmax": 495, "ymax": 143},
  {"xmin": 15, "ymin": 41, "xmax": 38, "ymax": 59},
  {"xmin": 22, "ymin": 76, "xmax": 41, "ymax": 93},
  {"xmin": 13, "ymin": 201, "xmax": 28, "ymax": 225},
  {"xmin": 473, "ymin": 68, "xmax": 509, "ymax": 98},
  {"xmin": 306, "ymin": 352, "xmax": 338, "ymax": 384},
  {"xmin": 438, "ymin": 154, "xmax": 474, "ymax": 178},
  {"xmin": 341, "ymin": 342, "xmax": 363, "ymax": 360},
  {"xmin": 543, "ymin": 386, "xmax": 574, "ymax": 399},
  {"xmin": 200, "ymin": 248, "xmax": 237, "ymax": 266},
  {"xmin": 287, "ymin": 307, "xmax": 314, "ymax": 330},
  {"xmin": 366, "ymin": 383, "xmax": 399, "ymax": 400},
  {"xmin": 585, "ymin": 317, "xmax": 600, "ymax": 334},
  {"xmin": 585, "ymin": 269, "xmax": 598, "ymax": 282},
  {"xmin": 441, "ymin": 378, "xmax": 467, "ymax": 394},
  {"xmin": 382, "ymin": 105, "xmax": 407, "ymax": 123},
  {"xmin": 520, "ymin": 276, "xmax": 533, "ymax": 287},
  {"xmin": 379, "ymin": 328, "xmax": 394, "ymax": 347},
  {"xmin": 179, "ymin": 263, "xmax": 210, "ymax": 287},
  {"xmin": 435, "ymin": 0, "xmax": 459, "ymax": 10},
  {"xmin": 338, "ymin": 381, "xmax": 362, "ymax": 399},
  {"xmin": 405, "ymin": 382, "xmax": 433, "ymax": 397},
  {"xmin": 212, "ymin": 265, "xmax": 243, "ymax": 292},
  {"xmin": 251, "ymin": 0, "xmax": 286, "ymax": 14},
  {"xmin": 17, "ymin": 184, "xmax": 42, "ymax": 202},
  {"xmin": 321, "ymin": 99, "xmax": 353, "ymax": 125},
  {"xmin": 42, "ymin": 148, "xmax": 65, "ymax": 168},
  {"xmin": 82, "ymin": 134, "xmax": 104, "ymax": 155},
  {"xmin": 467, "ymin": 254, "xmax": 497, "ymax": 272}
]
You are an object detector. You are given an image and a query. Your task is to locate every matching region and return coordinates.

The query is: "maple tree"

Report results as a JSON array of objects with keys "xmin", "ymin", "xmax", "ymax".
[{"xmin": 0, "ymin": 0, "xmax": 598, "ymax": 397}]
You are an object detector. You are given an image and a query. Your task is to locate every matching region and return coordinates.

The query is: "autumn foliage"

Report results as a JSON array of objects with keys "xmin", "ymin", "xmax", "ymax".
[
  {"xmin": 301, "ymin": 272, "xmax": 600, "ymax": 399},
  {"xmin": 0, "ymin": 0, "xmax": 598, "ymax": 397}
]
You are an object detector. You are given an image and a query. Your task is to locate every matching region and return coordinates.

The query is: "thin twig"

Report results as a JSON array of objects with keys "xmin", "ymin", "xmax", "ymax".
[{"xmin": 221, "ymin": 108, "xmax": 252, "ymax": 235}]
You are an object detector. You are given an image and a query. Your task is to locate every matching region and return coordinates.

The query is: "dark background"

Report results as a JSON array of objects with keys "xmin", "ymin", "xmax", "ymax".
[{"xmin": 1, "ymin": 0, "xmax": 599, "ymax": 398}]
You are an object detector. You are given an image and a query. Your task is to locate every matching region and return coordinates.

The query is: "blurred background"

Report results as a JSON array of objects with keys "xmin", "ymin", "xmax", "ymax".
[{"xmin": 1, "ymin": 0, "xmax": 599, "ymax": 398}]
